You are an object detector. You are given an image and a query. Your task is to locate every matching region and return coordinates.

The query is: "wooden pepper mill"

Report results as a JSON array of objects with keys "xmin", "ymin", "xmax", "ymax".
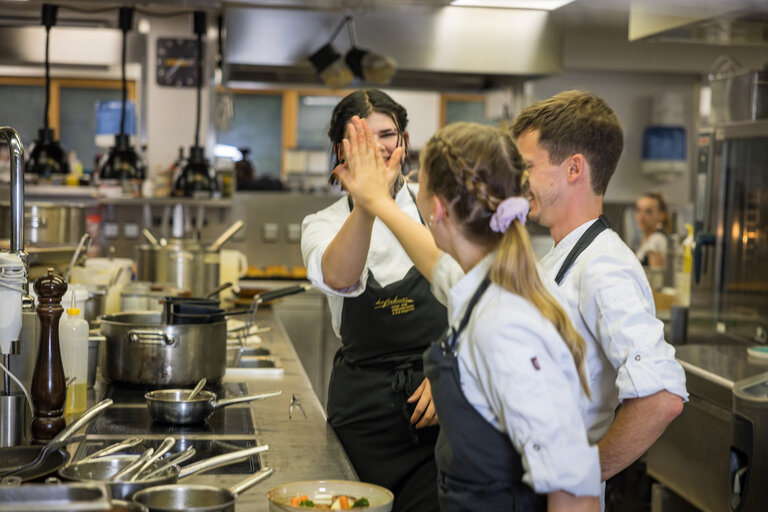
[{"xmin": 30, "ymin": 268, "xmax": 68, "ymax": 443}]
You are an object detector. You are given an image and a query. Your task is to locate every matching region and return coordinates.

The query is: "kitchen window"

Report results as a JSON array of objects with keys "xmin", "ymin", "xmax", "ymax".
[{"xmin": 214, "ymin": 89, "xmax": 283, "ymax": 178}]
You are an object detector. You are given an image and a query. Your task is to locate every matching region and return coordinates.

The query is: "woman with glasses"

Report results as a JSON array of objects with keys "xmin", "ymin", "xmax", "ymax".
[{"xmin": 300, "ymin": 89, "xmax": 445, "ymax": 512}]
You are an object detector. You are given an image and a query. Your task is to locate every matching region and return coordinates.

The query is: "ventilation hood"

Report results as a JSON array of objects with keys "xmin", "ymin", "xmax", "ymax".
[
  {"xmin": 629, "ymin": 1, "xmax": 768, "ymax": 45},
  {"xmin": 224, "ymin": 5, "xmax": 562, "ymax": 91}
]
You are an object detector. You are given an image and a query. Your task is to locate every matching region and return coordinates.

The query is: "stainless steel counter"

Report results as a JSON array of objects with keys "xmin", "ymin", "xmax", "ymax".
[
  {"xmin": 223, "ymin": 308, "xmax": 357, "ymax": 509},
  {"xmin": 85, "ymin": 307, "xmax": 356, "ymax": 510}
]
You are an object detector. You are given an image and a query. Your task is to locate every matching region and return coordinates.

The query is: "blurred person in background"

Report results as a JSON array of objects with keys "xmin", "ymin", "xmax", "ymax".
[{"xmin": 634, "ymin": 191, "xmax": 671, "ymax": 270}]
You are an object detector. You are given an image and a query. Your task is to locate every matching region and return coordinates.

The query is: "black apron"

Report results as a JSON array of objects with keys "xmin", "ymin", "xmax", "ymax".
[
  {"xmin": 555, "ymin": 215, "xmax": 610, "ymax": 285},
  {"xmin": 425, "ymin": 277, "xmax": 546, "ymax": 511},
  {"xmin": 329, "ymin": 261, "xmax": 447, "ymax": 512}
]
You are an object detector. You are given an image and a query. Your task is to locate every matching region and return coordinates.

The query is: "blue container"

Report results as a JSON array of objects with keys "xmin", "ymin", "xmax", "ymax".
[
  {"xmin": 642, "ymin": 125, "xmax": 686, "ymax": 161},
  {"xmin": 95, "ymin": 100, "xmax": 136, "ymax": 135}
]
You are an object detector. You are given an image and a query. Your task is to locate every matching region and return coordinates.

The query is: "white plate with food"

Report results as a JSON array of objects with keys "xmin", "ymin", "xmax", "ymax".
[{"xmin": 266, "ymin": 480, "xmax": 393, "ymax": 511}]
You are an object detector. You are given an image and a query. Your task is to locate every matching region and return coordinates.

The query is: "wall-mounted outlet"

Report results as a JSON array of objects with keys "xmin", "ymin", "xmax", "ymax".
[
  {"xmin": 123, "ymin": 222, "xmax": 139, "ymax": 239},
  {"xmin": 262, "ymin": 223, "xmax": 279, "ymax": 243},
  {"xmin": 104, "ymin": 221, "xmax": 120, "ymax": 239},
  {"xmin": 285, "ymin": 223, "xmax": 301, "ymax": 243}
]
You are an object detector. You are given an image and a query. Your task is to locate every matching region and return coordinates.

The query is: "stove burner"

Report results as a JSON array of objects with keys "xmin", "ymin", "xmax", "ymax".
[{"xmin": 88, "ymin": 404, "xmax": 256, "ymax": 436}]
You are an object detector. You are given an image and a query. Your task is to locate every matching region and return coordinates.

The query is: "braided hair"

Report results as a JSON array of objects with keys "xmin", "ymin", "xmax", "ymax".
[{"xmin": 421, "ymin": 122, "xmax": 590, "ymax": 398}]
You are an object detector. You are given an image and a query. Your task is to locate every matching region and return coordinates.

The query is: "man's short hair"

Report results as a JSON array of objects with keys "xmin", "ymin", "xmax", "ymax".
[{"xmin": 512, "ymin": 90, "xmax": 623, "ymax": 196}]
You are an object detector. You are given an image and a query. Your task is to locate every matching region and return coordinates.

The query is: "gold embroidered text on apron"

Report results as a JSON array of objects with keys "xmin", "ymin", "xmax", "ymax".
[{"xmin": 374, "ymin": 296, "xmax": 415, "ymax": 315}]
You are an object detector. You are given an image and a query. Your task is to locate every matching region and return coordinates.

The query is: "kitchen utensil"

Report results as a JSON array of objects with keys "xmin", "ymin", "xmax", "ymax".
[
  {"xmin": 129, "ymin": 438, "xmax": 175, "ymax": 482},
  {"xmin": 64, "ymin": 233, "xmax": 92, "ymax": 282},
  {"xmin": 240, "ymin": 284, "xmax": 312, "ymax": 335},
  {"xmin": 0, "ymin": 202, "xmax": 86, "ymax": 246},
  {"xmin": 132, "ymin": 466, "xmax": 274, "ymax": 512},
  {"xmin": 60, "ymin": 445, "xmax": 269, "ymax": 501},
  {"xmin": 205, "ymin": 221, "xmax": 244, "ymax": 253},
  {"xmin": 145, "ymin": 389, "xmax": 281, "ymax": 425},
  {"xmin": 186, "ymin": 378, "xmax": 206, "ymax": 401},
  {"xmin": 142, "ymin": 229, "xmax": 161, "ymax": 249},
  {"xmin": 110, "ymin": 448, "xmax": 155, "ymax": 482},
  {"xmin": 110, "ymin": 499, "xmax": 149, "ymax": 512},
  {"xmin": 205, "ymin": 282, "xmax": 232, "ymax": 299},
  {"xmin": 0, "ymin": 398, "xmax": 112, "ymax": 479},
  {"xmin": 139, "ymin": 447, "xmax": 196, "ymax": 482},
  {"xmin": 266, "ymin": 480, "xmax": 394, "ymax": 512},
  {"xmin": 81, "ymin": 438, "xmax": 143, "ymax": 463},
  {"xmin": 0, "ymin": 481, "xmax": 112, "ymax": 512},
  {"xmin": 100, "ymin": 312, "xmax": 226, "ymax": 386},
  {"xmin": 0, "ymin": 434, "xmax": 84, "ymax": 479}
]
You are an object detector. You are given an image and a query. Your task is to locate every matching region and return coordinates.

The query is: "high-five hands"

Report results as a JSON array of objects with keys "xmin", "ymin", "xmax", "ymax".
[{"xmin": 332, "ymin": 116, "xmax": 405, "ymax": 217}]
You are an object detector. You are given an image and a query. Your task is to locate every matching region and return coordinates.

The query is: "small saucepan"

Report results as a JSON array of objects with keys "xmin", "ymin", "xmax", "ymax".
[
  {"xmin": 132, "ymin": 467, "xmax": 274, "ymax": 512},
  {"xmin": 145, "ymin": 389, "xmax": 281, "ymax": 425},
  {"xmin": 59, "ymin": 444, "xmax": 269, "ymax": 500}
]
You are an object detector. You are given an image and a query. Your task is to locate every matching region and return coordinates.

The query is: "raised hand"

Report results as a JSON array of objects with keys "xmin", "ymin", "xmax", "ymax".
[{"xmin": 333, "ymin": 116, "xmax": 404, "ymax": 218}]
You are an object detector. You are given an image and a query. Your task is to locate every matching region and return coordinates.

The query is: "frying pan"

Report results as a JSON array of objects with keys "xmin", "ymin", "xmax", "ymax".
[
  {"xmin": 145, "ymin": 389, "xmax": 281, "ymax": 425},
  {"xmin": 0, "ymin": 398, "xmax": 113, "ymax": 482},
  {"xmin": 132, "ymin": 466, "xmax": 274, "ymax": 512},
  {"xmin": 59, "ymin": 444, "xmax": 269, "ymax": 500}
]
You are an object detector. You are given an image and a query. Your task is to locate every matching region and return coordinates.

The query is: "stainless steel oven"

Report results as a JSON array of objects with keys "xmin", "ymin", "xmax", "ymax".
[{"xmin": 692, "ymin": 120, "xmax": 768, "ymax": 345}]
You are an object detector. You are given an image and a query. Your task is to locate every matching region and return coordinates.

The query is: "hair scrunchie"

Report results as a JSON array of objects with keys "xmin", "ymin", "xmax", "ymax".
[{"xmin": 489, "ymin": 197, "xmax": 529, "ymax": 232}]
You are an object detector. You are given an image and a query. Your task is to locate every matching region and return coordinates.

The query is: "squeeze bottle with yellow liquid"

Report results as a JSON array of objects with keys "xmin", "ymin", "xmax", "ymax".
[
  {"xmin": 60, "ymin": 297, "xmax": 89, "ymax": 416},
  {"xmin": 674, "ymin": 224, "xmax": 693, "ymax": 307}
]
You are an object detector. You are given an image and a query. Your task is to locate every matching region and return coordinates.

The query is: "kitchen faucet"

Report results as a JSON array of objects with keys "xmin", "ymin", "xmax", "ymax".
[
  {"xmin": 0, "ymin": 126, "xmax": 27, "ymax": 290},
  {"xmin": 0, "ymin": 126, "xmax": 30, "ymax": 401}
]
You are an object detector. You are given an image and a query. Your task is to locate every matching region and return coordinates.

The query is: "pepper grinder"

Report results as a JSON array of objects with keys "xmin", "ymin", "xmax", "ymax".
[{"xmin": 30, "ymin": 268, "xmax": 67, "ymax": 443}]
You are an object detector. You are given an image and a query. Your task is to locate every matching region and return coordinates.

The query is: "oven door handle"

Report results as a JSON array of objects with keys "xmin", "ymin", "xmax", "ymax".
[{"xmin": 694, "ymin": 233, "xmax": 716, "ymax": 284}]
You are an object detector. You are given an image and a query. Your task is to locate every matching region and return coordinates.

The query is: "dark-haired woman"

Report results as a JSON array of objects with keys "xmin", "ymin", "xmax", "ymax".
[
  {"xmin": 335, "ymin": 119, "xmax": 600, "ymax": 511},
  {"xmin": 300, "ymin": 90, "xmax": 447, "ymax": 512}
]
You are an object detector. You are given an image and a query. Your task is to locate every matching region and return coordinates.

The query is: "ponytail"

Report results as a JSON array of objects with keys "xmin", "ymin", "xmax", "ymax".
[
  {"xmin": 422, "ymin": 122, "xmax": 591, "ymax": 398},
  {"xmin": 491, "ymin": 221, "xmax": 591, "ymax": 399}
]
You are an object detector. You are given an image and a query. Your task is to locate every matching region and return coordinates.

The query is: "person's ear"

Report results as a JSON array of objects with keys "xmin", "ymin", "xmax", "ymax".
[
  {"xmin": 566, "ymin": 153, "xmax": 587, "ymax": 184},
  {"xmin": 433, "ymin": 195, "xmax": 449, "ymax": 222},
  {"xmin": 334, "ymin": 143, "xmax": 345, "ymax": 165}
]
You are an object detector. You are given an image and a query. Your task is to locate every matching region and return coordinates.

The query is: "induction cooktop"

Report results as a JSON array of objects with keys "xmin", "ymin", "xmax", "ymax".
[{"xmin": 75, "ymin": 438, "xmax": 261, "ymax": 475}]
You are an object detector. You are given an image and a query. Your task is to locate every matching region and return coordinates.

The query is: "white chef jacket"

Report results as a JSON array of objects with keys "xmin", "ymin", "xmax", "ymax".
[
  {"xmin": 539, "ymin": 219, "xmax": 688, "ymax": 443},
  {"xmin": 447, "ymin": 252, "xmax": 600, "ymax": 497},
  {"xmin": 301, "ymin": 185, "xmax": 424, "ymax": 338},
  {"xmin": 635, "ymin": 232, "xmax": 668, "ymax": 264}
]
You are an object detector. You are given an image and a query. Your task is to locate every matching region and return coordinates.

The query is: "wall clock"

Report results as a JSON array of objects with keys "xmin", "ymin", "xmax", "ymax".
[{"xmin": 156, "ymin": 38, "xmax": 202, "ymax": 87}]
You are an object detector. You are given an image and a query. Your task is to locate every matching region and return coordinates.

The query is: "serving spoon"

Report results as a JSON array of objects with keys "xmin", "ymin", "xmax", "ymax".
[{"xmin": 186, "ymin": 378, "xmax": 207, "ymax": 401}]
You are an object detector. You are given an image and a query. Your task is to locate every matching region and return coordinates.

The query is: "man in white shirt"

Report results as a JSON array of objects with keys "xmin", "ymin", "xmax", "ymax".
[{"xmin": 511, "ymin": 90, "xmax": 688, "ymax": 483}]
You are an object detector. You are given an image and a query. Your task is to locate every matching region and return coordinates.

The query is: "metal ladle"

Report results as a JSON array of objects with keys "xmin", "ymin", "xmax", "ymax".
[
  {"xmin": 186, "ymin": 378, "xmax": 206, "ymax": 401},
  {"xmin": 64, "ymin": 233, "xmax": 92, "ymax": 282}
]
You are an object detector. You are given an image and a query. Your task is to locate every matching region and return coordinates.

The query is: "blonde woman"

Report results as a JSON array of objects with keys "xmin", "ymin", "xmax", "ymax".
[{"xmin": 336, "ymin": 119, "xmax": 599, "ymax": 511}]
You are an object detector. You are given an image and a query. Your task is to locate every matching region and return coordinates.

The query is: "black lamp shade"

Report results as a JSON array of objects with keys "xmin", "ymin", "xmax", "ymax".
[
  {"xmin": 26, "ymin": 128, "xmax": 69, "ymax": 177},
  {"xmin": 309, "ymin": 44, "xmax": 341, "ymax": 71},
  {"xmin": 309, "ymin": 44, "xmax": 354, "ymax": 89},
  {"xmin": 98, "ymin": 134, "xmax": 146, "ymax": 181},
  {"xmin": 346, "ymin": 47, "xmax": 397, "ymax": 84},
  {"xmin": 344, "ymin": 47, "xmax": 367, "ymax": 78},
  {"xmin": 173, "ymin": 145, "xmax": 217, "ymax": 197}
]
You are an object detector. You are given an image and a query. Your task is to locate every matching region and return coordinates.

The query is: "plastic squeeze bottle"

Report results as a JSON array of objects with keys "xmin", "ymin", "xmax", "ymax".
[
  {"xmin": 60, "ymin": 296, "xmax": 89, "ymax": 416},
  {"xmin": 674, "ymin": 224, "xmax": 693, "ymax": 307}
]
